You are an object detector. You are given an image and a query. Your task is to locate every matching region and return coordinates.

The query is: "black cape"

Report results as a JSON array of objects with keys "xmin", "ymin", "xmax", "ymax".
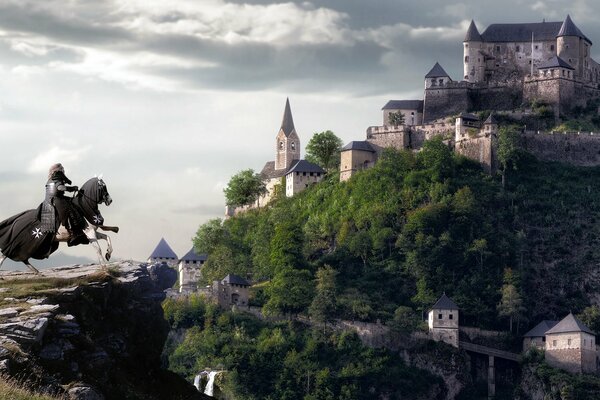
[{"xmin": 0, "ymin": 206, "xmax": 57, "ymax": 262}]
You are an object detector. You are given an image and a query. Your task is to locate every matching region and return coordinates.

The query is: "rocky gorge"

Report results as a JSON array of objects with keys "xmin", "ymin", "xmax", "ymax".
[{"xmin": 0, "ymin": 261, "xmax": 208, "ymax": 400}]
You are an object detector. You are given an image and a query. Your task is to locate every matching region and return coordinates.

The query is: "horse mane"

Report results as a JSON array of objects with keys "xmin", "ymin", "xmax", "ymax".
[{"xmin": 73, "ymin": 178, "xmax": 102, "ymax": 223}]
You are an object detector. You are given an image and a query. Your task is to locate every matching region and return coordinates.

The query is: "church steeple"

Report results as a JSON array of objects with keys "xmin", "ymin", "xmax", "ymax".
[
  {"xmin": 275, "ymin": 98, "xmax": 301, "ymax": 171},
  {"xmin": 280, "ymin": 97, "xmax": 296, "ymax": 137}
]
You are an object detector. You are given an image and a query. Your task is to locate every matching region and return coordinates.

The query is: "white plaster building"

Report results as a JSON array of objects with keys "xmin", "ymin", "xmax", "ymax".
[{"xmin": 428, "ymin": 293, "xmax": 460, "ymax": 348}]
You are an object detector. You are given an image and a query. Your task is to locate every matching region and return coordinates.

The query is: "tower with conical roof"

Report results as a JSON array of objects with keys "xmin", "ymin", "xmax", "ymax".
[
  {"xmin": 275, "ymin": 98, "xmax": 301, "ymax": 171},
  {"xmin": 556, "ymin": 15, "xmax": 590, "ymax": 79},
  {"xmin": 544, "ymin": 312, "xmax": 597, "ymax": 374},
  {"xmin": 463, "ymin": 20, "xmax": 485, "ymax": 83},
  {"xmin": 147, "ymin": 238, "xmax": 178, "ymax": 266},
  {"xmin": 428, "ymin": 293, "xmax": 459, "ymax": 348}
]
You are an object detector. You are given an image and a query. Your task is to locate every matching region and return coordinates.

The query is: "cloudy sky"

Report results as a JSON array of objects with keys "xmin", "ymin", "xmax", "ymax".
[{"xmin": 0, "ymin": 0, "xmax": 597, "ymax": 268}]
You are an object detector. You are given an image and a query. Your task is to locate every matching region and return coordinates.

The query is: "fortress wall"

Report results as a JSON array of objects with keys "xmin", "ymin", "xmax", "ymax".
[
  {"xmin": 470, "ymin": 84, "xmax": 522, "ymax": 111},
  {"xmin": 455, "ymin": 136, "xmax": 495, "ymax": 173},
  {"xmin": 367, "ymin": 130, "xmax": 410, "ymax": 151},
  {"xmin": 523, "ymin": 131, "xmax": 600, "ymax": 166},
  {"xmin": 424, "ymin": 85, "xmax": 470, "ymax": 122}
]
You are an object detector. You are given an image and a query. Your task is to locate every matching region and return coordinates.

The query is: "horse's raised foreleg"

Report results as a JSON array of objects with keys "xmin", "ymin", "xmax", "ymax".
[
  {"xmin": 83, "ymin": 226, "xmax": 104, "ymax": 266},
  {"xmin": 23, "ymin": 259, "xmax": 40, "ymax": 274},
  {"xmin": 99, "ymin": 225, "xmax": 119, "ymax": 234},
  {"xmin": 0, "ymin": 252, "xmax": 6, "ymax": 272},
  {"xmin": 95, "ymin": 232, "xmax": 113, "ymax": 261}
]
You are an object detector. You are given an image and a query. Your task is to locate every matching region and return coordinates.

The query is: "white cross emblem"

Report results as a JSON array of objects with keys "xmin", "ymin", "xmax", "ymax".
[
  {"xmin": 93, "ymin": 215, "xmax": 102, "ymax": 224},
  {"xmin": 32, "ymin": 227, "xmax": 42, "ymax": 239}
]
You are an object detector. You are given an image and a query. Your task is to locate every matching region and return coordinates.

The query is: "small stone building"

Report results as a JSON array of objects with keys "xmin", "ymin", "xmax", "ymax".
[
  {"xmin": 382, "ymin": 100, "xmax": 423, "ymax": 126},
  {"xmin": 523, "ymin": 320, "xmax": 558, "ymax": 350},
  {"xmin": 213, "ymin": 274, "xmax": 251, "ymax": 309},
  {"xmin": 428, "ymin": 293, "xmax": 459, "ymax": 348},
  {"xmin": 285, "ymin": 160, "xmax": 325, "ymax": 197},
  {"xmin": 178, "ymin": 248, "xmax": 207, "ymax": 294},
  {"xmin": 545, "ymin": 312, "xmax": 597, "ymax": 374},
  {"xmin": 147, "ymin": 238, "xmax": 178, "ymax": 267},
  {"xmin": 339, "ymin": 141, "xmax": 376, "ymax": 182}
]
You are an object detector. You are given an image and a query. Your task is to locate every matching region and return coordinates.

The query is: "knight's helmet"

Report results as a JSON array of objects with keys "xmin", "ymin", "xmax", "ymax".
[{"xmin": 48, "ymin": 163, "xmax": 64, "ymax": 179}]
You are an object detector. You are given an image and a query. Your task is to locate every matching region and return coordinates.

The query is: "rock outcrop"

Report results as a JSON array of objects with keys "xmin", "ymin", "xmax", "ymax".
[{"xmin": 0, "ymin": 261, "xmax": 208, "ymax": 400}]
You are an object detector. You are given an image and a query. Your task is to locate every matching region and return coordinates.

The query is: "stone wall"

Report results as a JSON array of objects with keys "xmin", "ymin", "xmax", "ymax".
[
  {"xmin": 423, "ymin": 84, "xmax": 471, "ymax": 122},
  {"xmin": 523, "ymin": 131, "xmax": 600, "ymax": 166},
  {"xmin": 545, "ymin": 332, "xmax": 598, "ymax": 374},
  {"xmin": 455, "ymin": 135, "xmax": 496, "ymax": 173},
  {"xmin": 470, "ymin": 83, "xmax": 523, "ymax": 111},
  {"xmin": 340, "ymin": 149, "xmax": 376, "ymax": 182},
  {"xmin": 366, "ymin": 126, "xmax": 411, "ymax": 150}
]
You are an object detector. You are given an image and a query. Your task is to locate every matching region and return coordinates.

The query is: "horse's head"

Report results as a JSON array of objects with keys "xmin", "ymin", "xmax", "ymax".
[{"xmin": 81, "ymin": 177, "xmax": 112, "ymax": 206}]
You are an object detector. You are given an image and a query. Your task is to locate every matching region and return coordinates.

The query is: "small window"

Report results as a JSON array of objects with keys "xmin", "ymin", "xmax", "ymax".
[
  {"xmin": 438, "ymin": 79, "xmax": 444, "ymax": 85},
  {"xmin": 542, "ymin": 337, "xmax": 546, "ymax": 342},
  {"xmin": 516, "ymin": 45, "xmax": 520, "ymax": 52},
  {"xmin": 449, "ymin": 314, "xmax": 453, "ymax": 320},
  {"xmin": 534, "ymin": 45, "xmax": 538, "ymax": 50},
  {"xmin": 291, "ymin": 142, "xmax": 296, "ymax": 151},
  {"xmin": 438, "ymin": 313, "xmax": 443, "ymax": 319},
  {"xmin": 279, "ymin": 141, "xmax": 284, "ymax": 150},
  {"xmin": 553, "ymin": 340, "xmax": 557, "ymax": 347},
  {"xmin": 431, "ymin": 79, "xmax": 436, "ymax": 85},
  {"xmin": 551, "ymin": 44, "xmax": 555, "ymax": 51},
  {"xmin": 465, "ymin": 56, "xmax": 469, "ymax": 62},
  {"xmin": 568, "ymin": 338, "xmax": 572, "ymax": 346},
  {"xmin": 496, "ymin": 46, "xmax": 500, "ymax": 51},
  {"xmin": 303, "ymin": 172, "xmax": 306, "ymax": 176}
]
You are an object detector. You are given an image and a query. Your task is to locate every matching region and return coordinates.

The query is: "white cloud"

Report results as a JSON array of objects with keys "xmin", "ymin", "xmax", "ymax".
[{"xmin": 28, "ymin": 145, "xmax": 91, "ymax": 174}]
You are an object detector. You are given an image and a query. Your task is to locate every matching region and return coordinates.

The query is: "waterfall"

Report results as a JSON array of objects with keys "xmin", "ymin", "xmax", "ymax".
[
  {"xmin": 193, "ymin": 374, "xmax": 201, "ymax": 391},
  {"xmin": 204, "ymin": 371, "xmax": 219, "ymax": 397}
]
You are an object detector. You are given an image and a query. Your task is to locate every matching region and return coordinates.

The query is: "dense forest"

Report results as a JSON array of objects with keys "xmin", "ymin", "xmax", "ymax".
[{"xmin": 164, "ymin": 133, "xmax": 600, "ymax": 398}]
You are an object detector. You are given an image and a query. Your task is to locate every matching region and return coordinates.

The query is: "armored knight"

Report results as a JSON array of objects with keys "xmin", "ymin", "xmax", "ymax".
[{"xmin": 40, "ymin": 164, "xmax": 85, "ymax": 245}]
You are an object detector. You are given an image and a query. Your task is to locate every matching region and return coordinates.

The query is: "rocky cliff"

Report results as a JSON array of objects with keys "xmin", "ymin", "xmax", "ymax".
[{"xmin": 0, "ymin": 261, "xmax": 208, "ymax": 400}]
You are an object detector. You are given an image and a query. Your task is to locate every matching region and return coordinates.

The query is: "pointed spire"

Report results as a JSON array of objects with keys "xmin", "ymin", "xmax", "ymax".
[
  {"xmin": 149, "ymin": 238, "xmax": 178, "ymax": 259},
  {"xmin": 484, "ymin": 113, "xmax": 497, "ymax": 125},
  {"xmin": 280, "ymin": 97, "xmax": 296, "ymax": 137},
  {"xmin": 557, "ymin": 14, "xmax": 581, "ymax": 38},
  {"xmin": 464, "ymin": 20, "xmax": 482, "ymax": 42},
  {"xmin": 425, "ymin": 62, "xmax": 450, "ymax": 78}
]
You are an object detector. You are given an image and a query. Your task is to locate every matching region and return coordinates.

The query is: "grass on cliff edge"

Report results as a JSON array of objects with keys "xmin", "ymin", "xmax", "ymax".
[
  {"xmin": 0, "ymin": 376, "xmax": 65, "ymax": 399},
  {"xmin": 0, "ymin": 266, "xmax": 121, "ymax": 302}
]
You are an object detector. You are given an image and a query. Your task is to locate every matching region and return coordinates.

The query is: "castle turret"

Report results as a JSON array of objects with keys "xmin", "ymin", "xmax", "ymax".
[
  {"xmin": 463, "ymin": 20, "xmax": 484, "ymax": 82},
  {"xmin": 275, "ymin": 98, "xmax": 301, "ymax": 171},
  {"xmin": 556, "ymin": 15, "xmax": 589, "ymax": 79},
  {"xmin": 428, "ymin": 293, "xmax": 459, "ymax": 348},
  {"xmin": 425, "ymin": 62, "xmax": 451, "ymax": 89}
]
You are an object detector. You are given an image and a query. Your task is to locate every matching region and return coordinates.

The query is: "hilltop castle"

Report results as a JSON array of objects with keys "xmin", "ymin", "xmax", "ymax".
[{"xmin": 341, "ymin": 15, "xmax": 600, "ymax": 180}]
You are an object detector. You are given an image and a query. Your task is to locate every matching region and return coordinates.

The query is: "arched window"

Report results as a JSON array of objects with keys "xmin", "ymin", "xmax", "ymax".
[
  {"xmin": 291, "ymin": 142, "xmax": 296, "ymax": 151},
  {"xmin": 279, "ymin": 141, "xmax": 284, "ymax": 150}
]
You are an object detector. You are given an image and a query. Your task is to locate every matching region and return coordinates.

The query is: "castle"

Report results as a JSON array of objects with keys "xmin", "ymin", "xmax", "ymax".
[{"xmin": 341, "ymin": 15, "xmax": 600, "ymax": 180}]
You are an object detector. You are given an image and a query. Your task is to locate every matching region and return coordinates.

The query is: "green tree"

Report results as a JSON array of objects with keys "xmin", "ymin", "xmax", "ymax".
[
  {"xmin": 224, "ymin": 169, "xmax": 267, "ymax": 207},
  {"xmin": 305, "ymin": 130, "xmax": 343, "ymax": 171},
  {"xmin": 418, "ymin": 137, "xmax": 453, "ymax": 181},
  {"xmin": 497, "ymin": 270, "xmax": 525, "ymax": 333},
  {"xmin": 309, "ymin": 265, "xmax": 338, "ymax": 324},
  {"xmin": 497, "ymin": 125, "xmax": 524, "ymax": 189},
  {"xmin": 264, "ymin": 268, "xmax": 314, "ymax": 316},
  {"xmin": 578, "ymin": 305, "xmax": 600, "ymax": 333},
  {"xmin": 388, "ymin": 111, "xmax": 405, "ymax": 126},
  {"xmin": 193, "ymin": 218, "xmax": 226, "ymax": 254},
  {"xmin": 388, "ymin": 306, "xmax": 421, "ymax": 334}
]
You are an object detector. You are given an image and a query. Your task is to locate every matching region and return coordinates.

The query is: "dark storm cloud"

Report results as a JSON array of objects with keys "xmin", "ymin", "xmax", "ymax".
[
  {"xmin": 0, "ymin": 2, "xmax": 132, "ymax": 45},
  {"xmin": 1, "ymin": 1, "xmax": 599, "ymax": 94}
]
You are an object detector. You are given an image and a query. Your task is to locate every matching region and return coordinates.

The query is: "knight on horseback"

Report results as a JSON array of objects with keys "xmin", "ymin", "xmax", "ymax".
[{"xmin": 40, "ymin": 163, "xmax": 86, "ymax": 246}]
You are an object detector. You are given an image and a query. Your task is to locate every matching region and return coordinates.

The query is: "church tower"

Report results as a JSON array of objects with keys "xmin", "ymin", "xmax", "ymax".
[{"xmin": 275, "ymin": 98, "xmax": 301, "ymax": 171}]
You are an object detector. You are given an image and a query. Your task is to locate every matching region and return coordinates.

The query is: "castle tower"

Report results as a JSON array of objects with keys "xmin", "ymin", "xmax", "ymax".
[
  {"xmin": 424, "ymin": 62, "xmax": 451, "ymax": 89},
  {"xmin": 275, "ymin": 98, "xmax": 301, "ymax": 171},
  {"xmin": 483, "ymin": 113, "xmax": 498, "ymax": 135},
  {"xmin": 428, "ymin": 293, "xmax": 459, "ymax": 348},
  {"xmin": 463, "ymin": 20, "xmax": 484, "ymax": 82},
  {"xmin": 545, "ymin": 312, "xmax": 596, "ymax": 374},
  {"xmin": 556, "ymin": 15, "xmax": 588, "ymax": 79},
  {"xmin": 148, "ymin": 238, "xmax": 178, "ymax": 266}
]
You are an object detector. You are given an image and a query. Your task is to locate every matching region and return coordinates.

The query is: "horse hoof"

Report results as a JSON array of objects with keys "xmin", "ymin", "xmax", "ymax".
[{"xmin": 105, "ymin": 253, "xmax": 111, "ymax": 261}]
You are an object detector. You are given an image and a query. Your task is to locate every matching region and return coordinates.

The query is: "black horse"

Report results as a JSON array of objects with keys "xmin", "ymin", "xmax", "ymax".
[{"xmin": 0, "ymin": 177, "xmax": 118, "ymax": 273}]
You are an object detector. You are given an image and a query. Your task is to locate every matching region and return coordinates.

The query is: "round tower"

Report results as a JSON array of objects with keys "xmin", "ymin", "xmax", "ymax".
[
  {"xmin": 556, "ymin": 15, "xmax": 583, "ymax": 78},
  {"xmin": 463, "ymin": 20, "xmax": 484, "ymax": 82}
]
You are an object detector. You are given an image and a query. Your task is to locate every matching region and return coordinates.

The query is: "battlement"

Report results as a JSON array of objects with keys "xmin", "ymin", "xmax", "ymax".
[{"xmin": 366, "ymin": 125, "xmax": 409, "ymax": 137}]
